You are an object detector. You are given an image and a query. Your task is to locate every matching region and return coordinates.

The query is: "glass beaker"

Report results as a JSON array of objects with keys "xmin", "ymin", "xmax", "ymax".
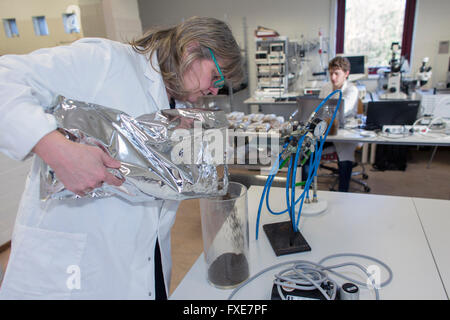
[
  {"xmin": 199, "ymin": 181, "xmax": 249, "ymax": 289},
  {"xmin": 320, "ymin": 104, "xmax": 339, "ymax": 136}
]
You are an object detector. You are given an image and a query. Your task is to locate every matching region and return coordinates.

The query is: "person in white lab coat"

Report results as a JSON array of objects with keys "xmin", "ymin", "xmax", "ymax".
[
  {"xmin": 319, "ymin": 57, "xmax": 359, "ymax": 192},
  {"xmin": 0, "ymin": 16, "xmax": 243, "ymax": 299}
]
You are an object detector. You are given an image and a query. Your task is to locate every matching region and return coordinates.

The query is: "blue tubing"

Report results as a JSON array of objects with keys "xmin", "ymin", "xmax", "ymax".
[
  {"xmin": 255, "ymin": 144, "xmax": 288, "ymax": 240},
  {"xmin": 290, "ymin": 137, "xmax": 302, "ymax": 230},
  {"xmin": 290, "ymin": 133, "xmax": 308, "ymax": 230},
  {"xmin": 294, "ymin": 142, "xmax": 321, "ymax": 230},
  {"xmin": 255, "ymin": 90, "xmax": 343, "ymax": 239},
  {"xmin": 285, "ymin": 156, "xmax": 293, "ymax": 215}
]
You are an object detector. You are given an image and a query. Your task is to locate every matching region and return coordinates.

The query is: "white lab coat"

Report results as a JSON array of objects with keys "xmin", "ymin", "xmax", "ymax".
[
  {"xmin": 0, "ymin": 38, "xmax": 183, "ymax": 299},
  {"xmin": 319, "ymin": 81, "xmax": 359, "ymax": 162}
]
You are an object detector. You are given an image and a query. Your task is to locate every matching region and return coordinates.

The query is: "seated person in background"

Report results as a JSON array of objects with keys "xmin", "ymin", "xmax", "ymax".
[{"xmin": 319, "ymin": 56, "xmax": 359, "ymax": 192}]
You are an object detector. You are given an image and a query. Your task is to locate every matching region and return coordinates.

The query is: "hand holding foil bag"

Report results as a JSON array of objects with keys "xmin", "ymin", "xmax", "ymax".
[{"xmin": 40, "ymin": 96, "xmax": 229, "ymax": 201}]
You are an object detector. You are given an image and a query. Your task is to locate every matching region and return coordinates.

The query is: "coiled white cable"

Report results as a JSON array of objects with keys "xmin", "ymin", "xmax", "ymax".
[{"xmin": 228, "ymin": 253, "xmax": 393, "ymax": 300}]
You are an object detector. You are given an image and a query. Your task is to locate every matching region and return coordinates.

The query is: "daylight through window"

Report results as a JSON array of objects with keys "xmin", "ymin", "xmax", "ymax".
[{"xmin": 344, "ymin": 0, "xmax": 406, "ymax": 67}]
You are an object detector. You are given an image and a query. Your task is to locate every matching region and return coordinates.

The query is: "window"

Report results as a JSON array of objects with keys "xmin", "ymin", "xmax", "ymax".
[
  {"xmin": 32, "ymin": 16, "xmax": 49, "ymax": 36},
  {"xmin": 336, "ymin": 0, "xmax": 417, "ymax": 68},
  {"xmin": 345, "ymin": 0, "xmax": 406, "ymax": 66},
  {"xmin": 62, "ymin": 13, "xmax": 80, "ymax": 34},
  {"xmin": 2, "ymin": 18, "xmax": 19, "ymax": 38}
]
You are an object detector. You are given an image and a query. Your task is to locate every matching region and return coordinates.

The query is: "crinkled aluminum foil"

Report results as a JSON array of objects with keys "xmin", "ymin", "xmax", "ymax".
[{"xmin": 40, "ymin": 96, "xmax": 229, "ymax": 201}]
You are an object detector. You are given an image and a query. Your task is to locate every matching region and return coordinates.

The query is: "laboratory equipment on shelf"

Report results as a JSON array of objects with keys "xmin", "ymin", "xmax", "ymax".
[
  {"xmin": 255, "ymin": 90, "xmax": 343, "ymax": 256},
  {"xmin": 297, "ymin": 31, "xmax": 330, "ymax": 96},
  {"xmin": 254, "ymin": 36, "xmax": 292, "ymax": 97}
]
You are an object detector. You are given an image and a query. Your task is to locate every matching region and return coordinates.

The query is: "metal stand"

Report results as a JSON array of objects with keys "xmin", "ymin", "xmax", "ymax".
[{"xmin": 303, "ymin": 176, "xmax": 328, "ymax": 215}]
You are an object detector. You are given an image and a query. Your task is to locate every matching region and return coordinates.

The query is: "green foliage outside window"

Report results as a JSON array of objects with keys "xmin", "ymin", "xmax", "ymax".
[{"xmin": 345, "ymin": 0, "xmax": 406, "ymax": 66}]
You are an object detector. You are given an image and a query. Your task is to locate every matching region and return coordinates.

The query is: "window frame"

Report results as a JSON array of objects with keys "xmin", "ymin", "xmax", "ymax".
[
  {"xmin": 2, "ymin": 18, "xmax": 19, "ymax": 38},
  {"xmin": 336, "ymin": 0, "xmax": 417, "ymax": 70},
  {"xmin": 32, "ymin": 16, "xmax": 49, "ymax": 36}
]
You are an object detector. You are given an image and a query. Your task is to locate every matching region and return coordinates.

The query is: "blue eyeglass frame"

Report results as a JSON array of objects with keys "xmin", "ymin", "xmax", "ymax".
[{"xmin": 208, "ymin": 48, "xmax": 225, "ymax": 89}]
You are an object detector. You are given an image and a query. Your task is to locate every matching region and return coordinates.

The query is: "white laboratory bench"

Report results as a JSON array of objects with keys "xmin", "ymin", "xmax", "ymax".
[
  {"xmin": 326, "ymin": 128, "xmax": 450, "ymax": 146},
  {"xmin": 170, "ymin": 186, "xmax": 449, "ymax": 300},
  {"xmin": 413, "ymin": 198, "xmax": 450, "ymax": 296}
]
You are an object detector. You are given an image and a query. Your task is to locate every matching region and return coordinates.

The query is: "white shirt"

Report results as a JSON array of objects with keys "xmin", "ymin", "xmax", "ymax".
[
  {"xmin": 319, "ymin": 80, "xmax": 359, "ymax": 162},
  {"xmin": 319, "ymin": 80, "xmax": 359, "ymax": 119},
  {"xmin": 0, "ymin": 38, "xmax": 181, "ymax": 299}
]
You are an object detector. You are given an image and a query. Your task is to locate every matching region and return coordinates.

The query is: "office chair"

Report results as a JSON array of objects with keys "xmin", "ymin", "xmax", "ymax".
[
  {"xmin": 319, "ymin": 150, "xmax": 370, "ymax": 193},
  {"xmin": 318, "ymin": 99, "xmax": 370, "ymax": 193}
]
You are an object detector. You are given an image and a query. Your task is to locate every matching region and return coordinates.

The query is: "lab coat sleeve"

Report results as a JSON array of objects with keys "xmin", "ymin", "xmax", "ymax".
[{"xmin": 0, "ymin": 39, "xmax": 113, "ymax": 161}]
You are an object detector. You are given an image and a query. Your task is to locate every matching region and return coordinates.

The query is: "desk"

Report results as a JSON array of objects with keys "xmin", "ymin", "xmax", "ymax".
[
  {"xmin": 327, "ymin": 128, "xmax": 450, "ymax": 166},
  {"xmin": 244, "ymin": 95, "xmax": 450, "ymax": 147},
  {"xmin": 413, "ymin": 198, "xmax": 450, "ymax": 296},
  {"xmin": 327, "ymin": 128, "xmax": 450, "ymax": 146},
  {"xmin": 226, "ymin": 128, "xmax": 450, "ymax": 166},
  {"xmin": 171, "ymin": 186, "xmax": 448, "ymax": 300}
]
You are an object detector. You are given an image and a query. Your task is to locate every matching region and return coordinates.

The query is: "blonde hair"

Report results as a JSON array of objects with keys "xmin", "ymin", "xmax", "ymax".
[{"xmin": 130, "ymin": 16, "xmax": 244, "ymax": 101}]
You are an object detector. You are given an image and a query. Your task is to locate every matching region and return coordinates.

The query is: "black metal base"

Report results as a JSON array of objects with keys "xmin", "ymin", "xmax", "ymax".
[{"xmin": 263, "ymin": 221, "xmax": 311, "ymax": 256}]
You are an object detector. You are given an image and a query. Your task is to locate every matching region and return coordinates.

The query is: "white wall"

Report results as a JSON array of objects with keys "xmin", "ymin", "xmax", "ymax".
[
  {"xmin": 102, "ymin": 0, "xmax": 142, "ymax": 42},
  {"xmin": 412, "ymin": 0, "xmax": 450, "ymax": 87}
]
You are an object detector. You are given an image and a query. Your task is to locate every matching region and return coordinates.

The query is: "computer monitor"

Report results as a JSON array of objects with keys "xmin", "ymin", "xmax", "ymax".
[
  {"xmin": 365, "ymin": 100, "xmax": 421, "ymax": 130},
  {"xmin": 337, "ymin": 54, "xmax": 368, "ymax": 82}
]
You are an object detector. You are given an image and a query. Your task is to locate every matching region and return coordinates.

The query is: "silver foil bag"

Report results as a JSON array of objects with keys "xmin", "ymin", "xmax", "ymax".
[{"xmin": 40, "ymin": 96, "xmax": 229, "ymax": 201}]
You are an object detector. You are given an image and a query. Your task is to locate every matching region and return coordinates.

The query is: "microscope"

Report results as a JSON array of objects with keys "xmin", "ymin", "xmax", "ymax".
[
  {"xmin": 416, "ymin": 57, "xmax": 432, "ymax": 89},
  {"xmin": 380, "ymin": 42, "xmax": 407, "ymax": 100}
]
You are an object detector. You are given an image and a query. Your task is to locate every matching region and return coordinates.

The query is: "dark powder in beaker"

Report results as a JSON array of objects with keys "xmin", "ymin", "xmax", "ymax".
[{"xmin": 208, "ymin": 252, "xmax": 249, "ymax": 287}]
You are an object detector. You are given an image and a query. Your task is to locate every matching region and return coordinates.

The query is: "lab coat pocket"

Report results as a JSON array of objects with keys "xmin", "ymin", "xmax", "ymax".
[{"xmin": 0, "ymin": 225, "xmax": 86, "ymax": 299}]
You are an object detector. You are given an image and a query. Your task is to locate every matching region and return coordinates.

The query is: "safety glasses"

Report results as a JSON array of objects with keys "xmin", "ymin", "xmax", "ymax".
[{"xmin": 208, "ymin": 48, "xmax": 225, "ymax": 89}]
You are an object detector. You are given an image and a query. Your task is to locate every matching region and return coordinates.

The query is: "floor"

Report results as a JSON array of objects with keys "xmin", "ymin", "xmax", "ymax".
[{"xmin": 1, "ymin": 146, "xmax": 449, "ymax": 296}]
